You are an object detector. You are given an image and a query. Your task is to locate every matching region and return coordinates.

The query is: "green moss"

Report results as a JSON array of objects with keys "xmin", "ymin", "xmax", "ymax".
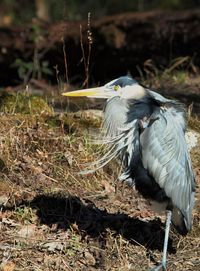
[
  {"xmin": 45, "ymin": 115, "xmax": 61, "ymax": 128},
  {"xmin": 0, "ymin": 92, "xmax": 53, "ymax": 114}
]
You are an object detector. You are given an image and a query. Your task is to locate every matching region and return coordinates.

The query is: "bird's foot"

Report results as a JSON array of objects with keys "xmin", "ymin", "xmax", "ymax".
[{"xmin": 149, "ymin": 262, "xmax": 166, "ymax": 271}]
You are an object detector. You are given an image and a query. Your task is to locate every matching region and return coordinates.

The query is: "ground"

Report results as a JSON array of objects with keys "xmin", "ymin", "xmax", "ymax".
[{"xmin": 0, "ymin": 79, "xmax": 200, "ymax": 271}]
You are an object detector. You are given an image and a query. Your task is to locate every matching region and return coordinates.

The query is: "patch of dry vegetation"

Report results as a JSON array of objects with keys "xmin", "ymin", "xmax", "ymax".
[
  {"xmin": 0, "ymin": 92, "xmax": 199, "ymax": 271},
  {"xmin": 0, "ymin": 92, "xmax": 53, "ymax": 114}
]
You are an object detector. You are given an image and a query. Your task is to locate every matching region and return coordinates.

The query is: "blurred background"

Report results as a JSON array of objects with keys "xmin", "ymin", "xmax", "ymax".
[
  {"xmin": 1, "ymin": 0, "xmax": 200, "ymax": 24},
  {"xmin": 0, "ymin": 0, "xmax": 200, "ymax": 113}
]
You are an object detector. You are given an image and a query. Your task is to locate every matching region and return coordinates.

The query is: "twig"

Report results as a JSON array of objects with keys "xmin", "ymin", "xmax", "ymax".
[
  {"xmin": 188, "ymin": 102, "xmax": 193, "ymax": 120},
  {"xmin": 40, "ymin": 172, "xmax": 59, "ymax": 183},
  {"xmin": 80, "ymin": 25, "xmax": 86, "ymax": 79},
  {"xmin": 54, "ymin": 64, "xmax": 60, "ymax": 93},
  {"xmin": 80, "ymin": 12, "xmax": 93, "ymax": 88},
  {"xmin": 62, "ymin": 37, "xmax": 69, "ymax": 84}
]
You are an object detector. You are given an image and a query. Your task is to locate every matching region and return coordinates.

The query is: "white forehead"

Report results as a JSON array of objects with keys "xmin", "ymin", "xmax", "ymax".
[{"xmin": 119, "ymin": 85, "xmax": 146, "ymax": 99}]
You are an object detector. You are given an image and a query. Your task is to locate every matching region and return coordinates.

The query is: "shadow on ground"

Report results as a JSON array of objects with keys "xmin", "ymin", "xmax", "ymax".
[{"xmin": 6, "ymin": 192, "xmax": 174, "ymax": 254}]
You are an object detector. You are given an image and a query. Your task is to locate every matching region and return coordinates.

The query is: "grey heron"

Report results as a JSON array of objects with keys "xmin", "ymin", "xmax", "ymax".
[{"xmin": 62, "ymin": 76, "xmax": 195, "ymax": 270}]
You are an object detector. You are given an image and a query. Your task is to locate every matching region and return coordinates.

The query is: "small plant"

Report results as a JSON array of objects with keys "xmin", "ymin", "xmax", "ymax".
[
  {"xmin": 11, "ymin": 22, "xmax": 52, "ymax": 83},
  {"xmin": 12, "ymin": 58, "xmax": 34, "ymax": 82},
  {"xmin": 13, "ymin": 206, "xmax": 36, "ymax": 224},
  {"xmin": 12, "ymin": 58, "xmax": 52, "ymax": 83}
]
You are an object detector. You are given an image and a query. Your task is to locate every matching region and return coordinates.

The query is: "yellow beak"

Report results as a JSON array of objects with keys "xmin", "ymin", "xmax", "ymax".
[{"xmin": 62, "ymin": 87, "xmax": 117, "ymax": 99}]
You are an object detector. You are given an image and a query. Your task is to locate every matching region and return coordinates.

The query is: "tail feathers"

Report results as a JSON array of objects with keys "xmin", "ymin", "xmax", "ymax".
[{"xmin": 171, "ymin": 207, "xmax": 192, "ymax": 235}]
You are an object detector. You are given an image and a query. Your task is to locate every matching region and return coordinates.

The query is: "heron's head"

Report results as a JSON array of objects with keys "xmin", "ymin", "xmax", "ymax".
[{"xmin": 62, "ymin": 76, "xmax": 146, "ymax": 100}]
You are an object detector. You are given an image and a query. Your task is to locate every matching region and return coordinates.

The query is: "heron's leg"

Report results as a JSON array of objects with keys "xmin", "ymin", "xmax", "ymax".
[
  {"xmin": 149, "ymin": 210, "xmax": 172, "ymax": 271},
  {"xmin": 162, "ymin": 210, "xmax": 172, "ymax": 270}
]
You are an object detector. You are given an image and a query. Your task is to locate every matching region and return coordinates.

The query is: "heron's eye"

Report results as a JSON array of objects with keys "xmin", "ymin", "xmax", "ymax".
[{"xmin": 113, "ymin": 85, "xmax": 120, "ymax": 91}]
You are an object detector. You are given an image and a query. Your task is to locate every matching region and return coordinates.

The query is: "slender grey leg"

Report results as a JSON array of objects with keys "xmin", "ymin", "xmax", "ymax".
[
  {"xmin": 149, "ymin": 210, "xmax": 172, "ymax": 271},
  {"xmin": 162, "ymin": 210, "xmax": 172, "ymax": 270}
]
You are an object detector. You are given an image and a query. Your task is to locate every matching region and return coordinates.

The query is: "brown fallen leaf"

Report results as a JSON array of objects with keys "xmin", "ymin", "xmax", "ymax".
[
  {"xmin": 101, "ymin": 180, "xmax": 115, "ymax": 194},
  {"xmin": 0, "ymin": 195, "xmax": 9, "ymax": 207},
  {"xmin": 83, "ymin": 251, "xmax": 96, "ymax": 266},
  {"xmin": 64, "ymin": 151, "xmax": 73, "ymax": 166},
  {"xmin": 1, "ymin": 261, "xmax": 15, "ymax": 271},
  {"xmin": 71, "ymin": 222, "xmax": 80, "ymax": 233}
]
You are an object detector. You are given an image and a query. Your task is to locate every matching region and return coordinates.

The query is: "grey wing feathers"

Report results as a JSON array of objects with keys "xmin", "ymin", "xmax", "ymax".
[
  {"xmin": 148, "ymin": 90, "xmax": 171, "ymax": 103},
  {"xmin": 140, "ymin": 106, "xmax": 195, "ymax": 231},
  {"xmin": 149, "ymin": 90, "xmax": 187, "ymax": 130}
]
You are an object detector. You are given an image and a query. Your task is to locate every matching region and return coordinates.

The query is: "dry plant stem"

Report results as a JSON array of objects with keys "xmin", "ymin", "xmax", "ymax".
[
  {"xmin": 86, "ymin": 12, "xmax": 92, "ymax": 87},
  {"xmin": 62, "ymin": 37, "xmax": 69, "ymax": 84},
  {"xmin": 33, "ymin": 46, "xmax": 41, "ymax": 80},
  {"xmin": 80, "ymin": 25, "xmax": 86, "ymax": 82},
  {"xmin": 80, "ymin": 12, "xmax": 93, "ymax": 88},
  {"xmin": 54, "ymin": 64, "xmax": 60, "ymax": 93}
]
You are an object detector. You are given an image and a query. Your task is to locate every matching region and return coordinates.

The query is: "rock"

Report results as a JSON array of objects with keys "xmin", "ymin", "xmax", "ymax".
[
  {"xmin": 17, "ymin": 224, "xmax": 37, "ymax": 238},
  {"xmin": 43, "ymin": 241, "xmax": 64, "ymax": 252},
  {"xmin": 185, "ymin": 130, "xmax": 199, "ymax": 151}
]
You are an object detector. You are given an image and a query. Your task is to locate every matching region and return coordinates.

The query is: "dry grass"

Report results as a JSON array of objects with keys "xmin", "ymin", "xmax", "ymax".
[{"xmin": 0, "ymin": 94, "xmax": 200, "ymax": 270}]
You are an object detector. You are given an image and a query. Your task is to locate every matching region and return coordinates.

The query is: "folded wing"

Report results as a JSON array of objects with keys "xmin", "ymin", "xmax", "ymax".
[{"xmin": 140, "ymin": 105, "xmax": 195, "ymax": 231}]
